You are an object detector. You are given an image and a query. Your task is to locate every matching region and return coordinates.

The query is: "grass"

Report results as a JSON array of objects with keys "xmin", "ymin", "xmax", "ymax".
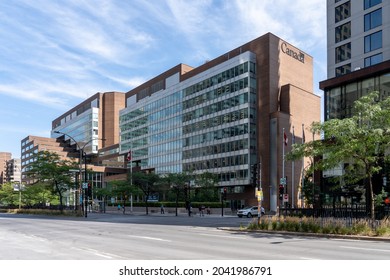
[{"xmin": 247, "ymin": 216, "xmax": 390, "ymax": 237}]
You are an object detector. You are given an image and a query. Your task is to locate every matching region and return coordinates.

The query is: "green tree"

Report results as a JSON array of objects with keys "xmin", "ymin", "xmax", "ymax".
[
  {"xmin": 162, "ymin": 173, "xmax": 192, "ymax": 216},
  {"xmin": 132, "ymin": 172, "xmax": 161, "ymax": 215},
  {"xmin": 22, "ymin": 183, "xmax": 54, "ymax": 207},
  {"xmin": 27, "ymin": 151, "xmax": 78, "ymax": 212},
  {"xmin": 194, "ymin": 172, "xmax": 219, "ymax": 202},
  {"xmin": 110, "ymin": 180, "xmax": 139, "ymax": 214},
  {"xmin": 288, "ymin": 92, "xmax": 390, "ymax": 221},
  {"xmin": 0, "ymin": 182, "xmax": 18, "ymax": 206}
]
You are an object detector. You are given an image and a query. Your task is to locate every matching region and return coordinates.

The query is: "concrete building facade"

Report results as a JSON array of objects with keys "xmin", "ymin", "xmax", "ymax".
[
  {"xmin": 326, "ymin": 0, "xmax": 390, "ymax": 78},
  {"xmin": 120, "ymin": 33, "xmax": 320, "ymax": 211}
]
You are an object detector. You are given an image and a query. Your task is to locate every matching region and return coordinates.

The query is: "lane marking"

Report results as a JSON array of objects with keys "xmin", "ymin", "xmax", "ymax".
[
  {"xmin": 199, "ymin": 233, "xmax": 247, "ymax": 240},
  {"xmin": 339, "ymin": 246, "xmax": 390, "ymax": 253},
  {"xmin": 72, "ymin": 247, "xmax": 123, "ymax": 259},
  {"xmin": 130, "ymin": 235, "xmax": 172, "ymax": 242}
]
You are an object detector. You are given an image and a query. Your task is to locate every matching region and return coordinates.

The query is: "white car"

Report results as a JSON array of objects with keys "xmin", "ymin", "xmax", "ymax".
[{"xmin": 237, "ymin": 206, "xmax": 265, "ymax": 218}]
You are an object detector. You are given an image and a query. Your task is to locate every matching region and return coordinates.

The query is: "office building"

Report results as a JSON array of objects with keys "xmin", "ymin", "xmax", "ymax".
[
  {"xmin": 323, "ymin": 0, "xmax": 390, "ymax": 121},
  {"xmin": 6, "ymin": 158, "xmax": 21, "ymax": 184},
  {"xmin": 326, "ymin": 0, "xmax": 389, "ymax": 78},
  {"xmin": 320, "ymin": 0, "xmax": 390, "ymax": 202},
  {"xmin": 119, "ymin": 33, "xmax": 320, "ymax": 211},
  {"xmin": 0, "ymin": 152, "xmax": 12, "ymax": 185},
  {"xmin": 51, "ymin": 91, "xmax": 126, "ymax": 154}
]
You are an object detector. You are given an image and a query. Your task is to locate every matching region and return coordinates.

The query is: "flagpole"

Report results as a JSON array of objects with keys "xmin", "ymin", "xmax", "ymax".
[
  {"xmin": 282, "ymin": 127, "xmax": 285, "ymax": 186},
  {"xmin": 292, "ymin": 126, "xmax": 295, "ymax": 208},
  {"xmin": 301, "ymin": 124, "xmax": 305, "ymax": 208}
]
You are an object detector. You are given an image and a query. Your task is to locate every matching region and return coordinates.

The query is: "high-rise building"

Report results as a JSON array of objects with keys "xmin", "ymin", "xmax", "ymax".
[
  {"xmin": 320, "ymin": 0, "xmax": 390, "ymax": 203},
  {"xmin": 326, "ymin": 0, "xmax": 390, "ymax": 78},
  {"xmin": 0, "ymin": 152, "xmax": 12, "ymax": 185},
  {"xmin": 322, "ymin": 0, "xmax": 390, "ymax": 123},
  {"xmin": 6, "ymin": 158, "xmax": 21, "ymax": 184},
  {"xmin": 119, "ymin": 33, "xmax": 320, "ymax": 211},
  {"xmin": 51, "ymin": 91, "xmax": 126, "ymax": 154}
]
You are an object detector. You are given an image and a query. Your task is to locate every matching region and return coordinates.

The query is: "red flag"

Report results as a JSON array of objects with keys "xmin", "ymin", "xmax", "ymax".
[
  {"xmin": 284, "ymin": 132, "xmax": 288, "ymax": 146},
  {"xmin": 127, "ymin": 150, "xmax": 132, "ymax": 161}
]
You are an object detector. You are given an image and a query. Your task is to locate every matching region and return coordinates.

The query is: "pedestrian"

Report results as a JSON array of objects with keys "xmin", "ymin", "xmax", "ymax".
[
  {"xmin": 206, "ymin": 206, "xmax": 211, "ymax": 215},
  {"xmin": 117, "ymin": 204, "xmax": 121, "ymax": 211},
  {"xmin": 201, "ymin": 205, "xmax": 205, "ymax": 216},
  {"xmin": 160, "ymin": 204, "xmax": 165, "ymax": 214}
]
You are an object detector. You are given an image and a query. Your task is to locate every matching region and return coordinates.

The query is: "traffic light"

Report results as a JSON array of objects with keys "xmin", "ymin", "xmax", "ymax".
[
  {"xmin": 252, "ymin": 163, "xmax": 258, "ymax": 188},
  {"xmin": 223, "ymin": 187, "xmax": 227, "ymax": 200},
  {"xmin": 279, "ymin": 184, "xmax": 284, "ymax": 200},
  {"xmin": 87, "ymin": 182, "xmax": 92, "ymax": 197}
]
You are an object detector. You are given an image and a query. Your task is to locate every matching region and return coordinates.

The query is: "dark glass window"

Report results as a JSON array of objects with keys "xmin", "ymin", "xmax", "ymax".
[
  {"xmin": 336, "ymin": 64, "xmax": 351, "ymax": 77},
  {"xmin": 335, "ymin": 22, "xmax": 351, "ymax": 43},
  {"xmin": 364, "ymin": 53, "xmax": 383, "ymax": 67},
  {"xmin": 364, "ymin": 0, "xmax": 381, "ymax": 9},
  {"xmin": 364, "ymin": 9, "xmax": 382, "ymax": 31},
  {"xmin": 335, "ymin": 43, "xmax": 351, "ymax": 63},
  {"xmin": 335, "ymin": 1, "xmax": 350, "ymax": 23},
  {"xmin": 364, "ymin": 31, "xmax": 382, "ymax": 53}
]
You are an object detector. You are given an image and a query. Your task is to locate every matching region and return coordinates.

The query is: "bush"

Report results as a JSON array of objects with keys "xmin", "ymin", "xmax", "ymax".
[{"xmin": 247, "ymin": 216, "xmax": 390, "ymax": 237}]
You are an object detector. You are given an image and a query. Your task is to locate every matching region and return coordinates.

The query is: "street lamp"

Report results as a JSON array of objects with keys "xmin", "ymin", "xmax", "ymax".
[{"xmin": 53, "ymin": 130, "xmax": 104, "ymax": 217}]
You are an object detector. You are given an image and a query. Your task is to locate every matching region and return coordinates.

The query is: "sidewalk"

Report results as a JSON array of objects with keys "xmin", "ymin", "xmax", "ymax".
[{"xmin": 99, "ymin": 206, "xmax": 236, "ymax": 217}]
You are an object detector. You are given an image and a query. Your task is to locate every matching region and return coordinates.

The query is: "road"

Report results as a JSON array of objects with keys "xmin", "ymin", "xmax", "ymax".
[{"xmin": 0, "ymin": 212, "xmax": 389, "ymax": 260}]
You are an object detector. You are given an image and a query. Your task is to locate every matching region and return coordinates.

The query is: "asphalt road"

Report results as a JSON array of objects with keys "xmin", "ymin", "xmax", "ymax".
[{"xmin": 0, "ymin": 212, "xmax": 389, "ymax": 260}]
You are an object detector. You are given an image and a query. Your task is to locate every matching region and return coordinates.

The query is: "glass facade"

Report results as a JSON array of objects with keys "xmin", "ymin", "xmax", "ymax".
[
  {"xmin": 120, "ymin": 52, "xmax": 257, "ymax": 186},
  {"xmin": 325, "ymin": 72, "xmax": 390, "ymax": 120},
  {"xmin": 53, "ymin": 107, "xmax": 99, "ymax": 154}
]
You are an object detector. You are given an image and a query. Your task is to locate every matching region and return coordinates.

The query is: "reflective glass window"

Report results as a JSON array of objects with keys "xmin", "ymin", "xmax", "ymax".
[
  {"xmin": 335, "ymin": 1, "xmax": 350, "ymax": 23},
  {"xmin": 335, "ymin": 43, "xmax": 351, "ymax": 63},
  {"xmin": 364, "ymin": 8, "xmax": 382, "ymax": 31},
  {"xmin": 364, "ymin": 31, "xmax": 382, "ymax": 53},
  {"xmin": 364, "ymin": 0, "xmax": 381, "ymax": 9},
  {"xmin": 335, "ymin": 22, "xmax": 351, "ymax": 43},
  {"xmin": 364, "ymin": 53, "xmax": 383, "ymax": 67}
]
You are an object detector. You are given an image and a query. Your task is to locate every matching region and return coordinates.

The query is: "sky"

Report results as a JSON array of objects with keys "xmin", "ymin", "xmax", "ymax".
[{"xmin": 0, "ymin": 0, "xmax": 327, "ymax": 159}]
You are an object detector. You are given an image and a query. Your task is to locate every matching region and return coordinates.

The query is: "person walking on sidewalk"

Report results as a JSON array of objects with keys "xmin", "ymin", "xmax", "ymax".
[{"xmin": 160, "ymin": 204, "xmax": 165, "ymax": 214}]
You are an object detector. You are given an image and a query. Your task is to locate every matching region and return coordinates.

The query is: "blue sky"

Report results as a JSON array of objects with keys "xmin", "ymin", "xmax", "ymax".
[{"xmin": 0, "ymin": 0, "xmax": 327, "ymax": 158}]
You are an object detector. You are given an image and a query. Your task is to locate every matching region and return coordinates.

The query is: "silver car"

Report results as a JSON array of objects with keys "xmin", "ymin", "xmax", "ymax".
[{"xmin": 237, "ymin": 206, "xmax": 265, "ymax": 218}]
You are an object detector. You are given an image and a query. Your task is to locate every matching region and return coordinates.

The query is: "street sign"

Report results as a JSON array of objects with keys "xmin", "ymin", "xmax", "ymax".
[
  {"xmin": 82, "ymin": 183, "xmax": 88, "ymax": 189},
  {"xmin": 283, "ymin": 194, "xmax": 289, "ymax": 203},
  {"xmin": 280, "ymin": 177, "xmax": 286, "ymax": 185}
]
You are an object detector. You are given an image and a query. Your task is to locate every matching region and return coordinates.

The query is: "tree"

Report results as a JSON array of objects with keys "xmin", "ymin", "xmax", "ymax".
[
  {"xmin": 162, "ymin": 173, "xmax": 192, "ymax": 216},
  {"xmin": 0, "ymin": 182, "xmax": 18, "ymax": 206},
  {"xmin": 132, "ymin": 172, "xmax": 161, "ymax": 215},
  {"xmin": 288, "ymin": 92, "xmax": 390, "ymax": 221},
  {"xmin": 194, "ymin": 172, "xmax": 219, "ymax": 201},
  {"xmin": 22, "ymin": 183, "xmax": 54, "ymax": 207},
  {"xmin": 110, "ymin": 180, "xmax": 139, "ymax": 214},
  {"xmin": 27, "ymin": 151, "xmax": 78, "ymax": 212}
]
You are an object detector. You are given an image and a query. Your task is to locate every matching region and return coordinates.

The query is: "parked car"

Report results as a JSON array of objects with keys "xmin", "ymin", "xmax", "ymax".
[{"xmin": 237, "ymin": 206, "xmax": 265, "ymax": 218}]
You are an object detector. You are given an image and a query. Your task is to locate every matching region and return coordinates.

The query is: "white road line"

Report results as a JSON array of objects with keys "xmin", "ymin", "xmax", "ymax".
[
  {"xmin": 72, "ymin": 247, "xmax": 123, "ymax": 259},
  {"xmin": 199, "ymin": 233, "xmax": 248, "ymax": 239},
  {"xmin": 339, "ymin": 246, "xmax": 390, "ymax": 253},
  {"xmin": 130, "ymin": 235, "xmax": 172, "ymax": 242}
]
